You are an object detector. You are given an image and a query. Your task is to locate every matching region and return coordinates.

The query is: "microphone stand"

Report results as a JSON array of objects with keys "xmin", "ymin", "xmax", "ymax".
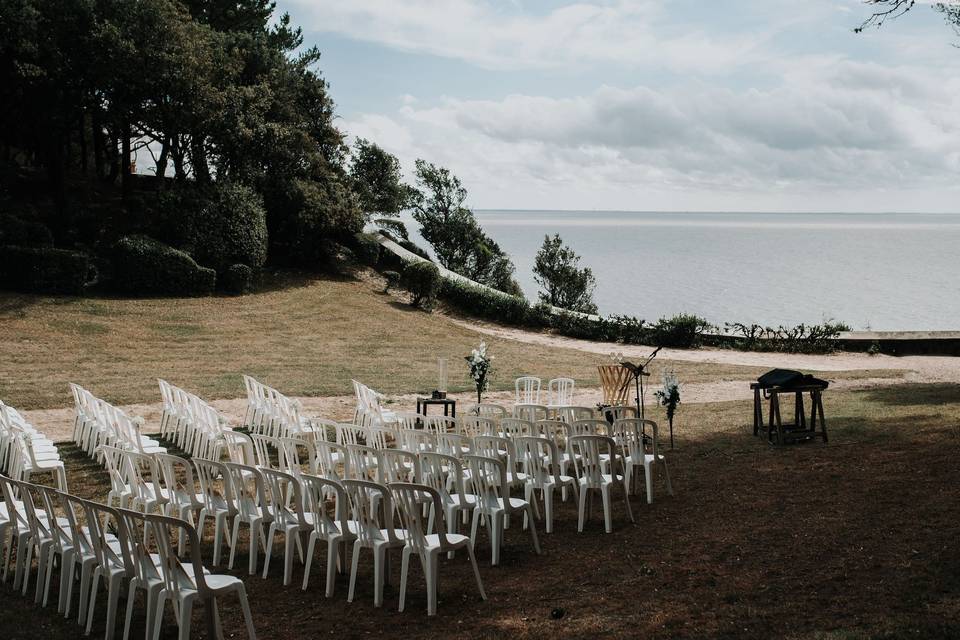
[{"xmin": 621, "ymin": 346, "xmax": 661, "ymax": 439}]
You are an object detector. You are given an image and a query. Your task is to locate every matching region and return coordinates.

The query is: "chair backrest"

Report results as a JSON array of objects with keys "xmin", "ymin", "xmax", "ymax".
[
  {"xmin": 501, "ymin": 417, "xmax": 535, "ymax": 438},
  {"xmin": 342, "ymin": 479, "xmax": 401, "ymax": 547},
  {"xmin": 468, "ymin": 403, "xmax": 508, "ymax": 423},
  {"xmin": 515, "ymin": 376, "xmax": 542, "ymax": 404},
  {"xmin": 192, "ymin": 457, "xmax": 236, "ymax": 517},
  {"xmin": 146, "ymin": 514, "xmax": 211, "ymax": 597},
  {"xmin": 418, "ymin": 451, "xmax": 466, "ymax": 505},
  {"xmin": 380, "ymin": 449, "xmax": 419, "ymax": 484},
  {"xmin": 392, "ymin": 412, "xmax": 421, "ymax": 431},
  {"xmin": 464, "ymin": 455, "xmax": 514, "ymax": 514},
  {"xmin": 397, "ymin": 429, "xmax": 436, "ymax": 454},
  {"xmin": 390, "ymin": 482, "xmax": 454, "ymax": 553},
  {"xmin": 115, "ymin": 507, "xmax": 159, "ymax": 586},
  {"xmin": 82, "ymin": 499, "xmax": 132, "ymax": 579},
  {"xmin": 459, "ymin": 415, "xmax": 496, "ymax": 438},
  {"xmin": 570, "ymin": 435, "xmax": 623, "ymax": 488},
  {"xmin": 345, "ymin": 444, "xmax": 383, "ymax": 483},
  {"xmin": 556, "ymin": 405, "xmax": 596, "ymax": 424},
  {"xmin": 512, "ymin": 404, "xmax": 548, "ymax": 423},
  {"xmin": 571, "ymin": 419, "xmax": 610, "ymax": 437},
  {"xmin": 125, "ymin": 450, "xmax": 165, "ymax": 509},
  {"xmin": 602, "ymin": 405, "xmax": 638, "ymax": 423},
  {"xmin": 336, "ymin": 424, "xmax": 365, "ymax": 447},
  {"xmin": 515, "ymin": 435, "xmax": 563, "ymax": 488},
  {"xmin": 251, "ymin": 433, "xmax": 280, "ymax": 470},
  {"xmin": 547, "ymin": 378, "xmax": 575, "ymax": 406},
  {"xmin": 222, "ymin": 462, "xmax": 271, "ymax": 523},
  {"xmin": 259, "ymin": 467, "xmax": 308, "ymax": 529},
  {"xmin": 363, "ymin": 426, "xmax": 392, "ymax": 450},
  {"xmin": 423, "ymin": 415, "xmax": 458, "ymax": 435},
  {"xmin": 300, "ymin": 474, "xmax": 351, "ymax": 537},
  {"xmin": 313, "ymin": 440, "xmax": 348, "ymax": 481},
  {"xmin": 436, "ymin": 432, "xmax": 472, "ymax": 459},
  {"xmin": 222, "ymin": 430, "xmax": 257, "ymax": 465},
  {"xmin": 36, "ymin": 484, "xmax": 72, "ymax": 555},
  {"xmin": 278, "ymin": 437, "xmax": 319, "ymax": 476},
  {"xmin": 59, "ymin": 490, "xmax": 95, "ymax": 558}
]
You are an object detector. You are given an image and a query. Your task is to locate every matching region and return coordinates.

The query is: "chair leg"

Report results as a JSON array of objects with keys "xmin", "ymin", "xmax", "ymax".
[
  {"xmin": 283, "ymin": 530, "xmax": 296, "ymax": 586},
  {"xmin": 373, "ymin": 545, "xmax": 386, "ymax": 607},
  {"xmin": 261, "ymin": 524, "xmax": 276, "ymax": 579},
  {"xmin": 177, "ymin": 596, "xmax": 194, "ymax": 640},
  {"xmin": 525, "ymin": 506, "xmax": 541, "ymax": 553},
  {"xmin": 577, "ymin": 486, "xmax": 587, "ymax": 532},
  {"xmin": 466, "ymin": 542, "xmax": 486, "ymax": 601},
  {"xmin": 425, "ymin": 552, "xmax": 438, "ymax": 616},
  {"xmin": 601, "ymin": 485, "xmax": 613, "ymax": 534},
  {"xmin": 236, "ymin": 586, "xmax": 257, "ymax": 640},
  {"xmin": 398, "ymin": 546, "xmax": 411, "ymax": 613},
  {"xmin": 662, "ymin": 460, "xmax": 674, "ymax": 495},
  {"xmin": 347, "ymin": 540, "xmax": 361, "ymax": 603},
  {"xmin": 645, "ymin": 463, "xmax": 654, "ymax": 504},
  {"xmin": 301, "ymin": 534, "xmax": 316, "ymax": 591},
  {"xmin": 324, "ymin": 539, "xmax": 338, "ymax": 598}
]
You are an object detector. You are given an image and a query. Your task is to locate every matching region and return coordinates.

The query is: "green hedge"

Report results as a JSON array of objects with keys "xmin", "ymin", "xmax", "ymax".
[
  {"xmin": 720, "ymin": 322, "xmax": 848, "ymax": 354},
  {"xmin": 351, "ymin": 232, "xmax": 381, "ymax": 266},
  {"xmin": 0, "ymin": 245, "xmax": 91, "ymax": 294},
  {"xmin": 438, "ymin": 278, "xmax": 531, "ymax": 325},
  {"xmin": 402, "ymin": 261, "xmax": 441, "ymax": 308},
  {"xmin": 111, "ymin": 235, "xmax": 215, "ymax": 296},
  {"xmin": 222, "ymin": 263, "xmax": 253, "ymax": 295}
]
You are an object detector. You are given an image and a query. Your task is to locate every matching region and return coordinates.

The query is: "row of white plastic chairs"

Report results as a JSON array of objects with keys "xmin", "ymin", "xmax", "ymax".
[
  {"xmin": 514, "ymin": 375, "xmax": 576, "ymax": 406},
  {"xmin": 351, "ymin": 379, "xmax": 397, "ymax": 427},
  {"xmin": 158, "ymin": 379, "xmax": 235, "ymax": 460},
  {"xmin": 0, "ymin": 400, "xmax": 67, "ymax": 490},
  {"xmin": 70, "ymin": 383, "xmax": 166, "ymax": 461},
  {"xmin": 0, "ymin": 474, "xmax": 257, "ymax": 640},
  {"xmin": 93, "ymin": 444, "xmax": 489, "ymax": 617},
  {"xmin": 242, "ymin": 375, "xmax": 332, "ymax": 440}
]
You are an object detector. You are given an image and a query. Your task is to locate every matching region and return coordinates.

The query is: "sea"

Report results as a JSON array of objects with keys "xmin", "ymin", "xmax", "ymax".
[{"xmin": 396, "ymin": 210, "xmax": 960, "ymax": 331}]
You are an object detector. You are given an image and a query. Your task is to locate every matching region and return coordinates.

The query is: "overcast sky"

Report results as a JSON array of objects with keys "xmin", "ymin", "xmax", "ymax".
[{"xmin": 279, "ymin": 1, "xmax": 960, "ymax": 212}]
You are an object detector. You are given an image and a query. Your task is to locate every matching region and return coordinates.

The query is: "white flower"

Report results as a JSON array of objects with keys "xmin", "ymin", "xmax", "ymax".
[{"xmin": 132, "ymin": 416, "xmax": 145, "ymax": 427}]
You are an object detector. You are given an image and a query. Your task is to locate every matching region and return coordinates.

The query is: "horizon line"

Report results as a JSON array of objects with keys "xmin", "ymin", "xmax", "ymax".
[{"xmin": 470, "ymin": 208, "xmax": 960, "ymax": 215}]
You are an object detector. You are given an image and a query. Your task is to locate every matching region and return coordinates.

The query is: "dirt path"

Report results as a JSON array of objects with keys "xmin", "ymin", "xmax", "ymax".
[{"xmin": 451, "ymin": 318, "xmax": 960, "ymax": 382}]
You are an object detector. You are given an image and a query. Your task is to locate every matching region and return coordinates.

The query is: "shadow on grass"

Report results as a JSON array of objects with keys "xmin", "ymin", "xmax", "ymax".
[
  {"xmin": 859, "ymin": 383, "xmax": 960, "ymax": 407},
  {"xmin": 387, "ymin": 300, "xmax": 428, "ymax": 314}
]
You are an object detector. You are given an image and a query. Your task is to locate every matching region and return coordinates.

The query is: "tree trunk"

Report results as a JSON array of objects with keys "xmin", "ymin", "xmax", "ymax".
[
  {"xmin": 190, "ymin": 134, "xmax": 209, "ymax": 183},
  {"xmin": 155, "ymin": 134, "xmax": 170, "ymax": 188},
  {"xmin": 121, "ymin": 120, "xmax": 132, "ymax": 201}
]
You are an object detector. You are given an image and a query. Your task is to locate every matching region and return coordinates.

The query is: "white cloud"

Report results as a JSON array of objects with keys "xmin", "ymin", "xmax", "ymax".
[
  {"xmin": 286, "ymin": 0, "xmax": 769, "ymax": 73},
  {"xmin": 343, "ymin": 60, "xmax": 960, "ymax": 211}
]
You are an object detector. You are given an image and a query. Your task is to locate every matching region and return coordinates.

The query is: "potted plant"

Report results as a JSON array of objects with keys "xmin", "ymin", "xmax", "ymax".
[
  {"xmin": 654, "ymin": 370, "xmax": 681, "ymax": 449},
  {"xmin": 465, "ymin": 341, "xmax": 493, "ymax": 405}
]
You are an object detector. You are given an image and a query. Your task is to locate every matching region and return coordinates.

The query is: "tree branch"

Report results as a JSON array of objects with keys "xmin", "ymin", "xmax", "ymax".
[{"xmin": 855, "ymin": 0, "xmax": 916, "ymax": 32}]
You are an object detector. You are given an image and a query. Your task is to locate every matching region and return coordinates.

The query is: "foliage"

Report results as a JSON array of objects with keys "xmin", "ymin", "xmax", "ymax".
[
  {"xmin": 349, "ymin": 139, "xmax": 411, "ymax": 220},
  {"xmin": 533, "ymin": 234, "xmax": 598, "ymax": 314},
  {"xmin": 0, "ymin": 245, "xmax": 92, "ymax": 294},
  {"xmin": 222, "ymin": 263, "xmax": 253, "ymax": 295},
  {"xmin": 350, "ymin": 232, "xmax": 381, "ymax": 267},
  {"xmin": 722, "ymin": 321, "xmax": 850, "ymax": 354},
  {"xmin": 401, "ymin": 261, "xmax": 441, "ymax": 309},
  {"xmin": 154, "ymin": 182, "xmax": 267, "ymax": 271},
  {"xmin": 438, "ymin": 278, "xmax": 532, "ymax": 325},
  {"xmin": 0, "ymin": 0, "xmax": 362, "ymax": 271},
  {"xmin": 382, "ymin": 270, "xmax": 401, "ymax": 293},
  {"xmin": 650, "ymin": 314, "xmax": 712, "ymax": 348},
  {"xmin": 654, "ymin": 370, "xmax": 681, "ymax": 420},
  {"xmin": 111, "ymin": 234, "xmax": 215, "ymax": 296},
  {"xmin": 465, "ymin": 341, "xmax": 494, "ymax": 403},
  {"xmin": 0, "ymin": 211, "xmax": 53, "ymax": 247},
  {"xmin": 408, "ymin": 159, "xmax": 521, "ymax": 295},
  {"xmin": 375, "ymin": 217, "xmax": 409, "ymax": 240}
]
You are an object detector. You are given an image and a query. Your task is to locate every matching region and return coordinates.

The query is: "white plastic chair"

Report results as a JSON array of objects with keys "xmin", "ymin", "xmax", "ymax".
[
  {"xmin": 343, "ymin": 479, "xmax": 406, "ymax": 607},
  {"xmin": 300, "ymin": 474, "xmax": 355, "ymax": 595},
  {"xmin": 547, "ymin": 378, "xmax": 576, "ymax": 407},
  {"xmin": 259, "ymin": 468, "xmax": 311, "ymax": 586},
  {"xmin": 613, "ymin": 418, "xmax": 674, "ymax": 504},
  {"xmin": 390, "ymin": 482, "xmax": 487, "ymax": 616},
  {"xmin": 464, "ymin": 455, "xmax": 541, "ymax": 566},
  {"xmin": 192, "ymin": 458, "xmax": 235, "ymax": 567},
  {"xmin": 514, "ymin": 376, "xmax": 542, "ymax": 404},
  {"xmin": 569, "ymin": 435, "xmax": 634, "ymax": 533},
  {"xmin": 514, "ymin": 436, "xmax": 578, "ymax": 533},
  {"xmin": 148, "ymin": 513, "xmax": 257, "ymax": 640},
  {"xmin": 222, "ymin": 462, "xmax": 273, "ymax": 575}
]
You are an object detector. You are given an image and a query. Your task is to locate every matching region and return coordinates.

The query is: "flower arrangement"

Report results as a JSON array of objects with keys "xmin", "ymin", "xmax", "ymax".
[
  {"xmin": 465, "ymin": 341, "xmax": 493, "ymax": 404},
  {"xmin": 654, "ymin": 370, "xmax": 681, "ymax": 448},
  {"xmin": 654, "ymin": 370, "xmax": 681, "ymax": 419}
]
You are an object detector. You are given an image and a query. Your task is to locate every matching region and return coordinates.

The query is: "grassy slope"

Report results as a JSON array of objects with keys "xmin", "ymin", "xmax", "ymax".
[{"xmin": 0, "ymin": 269, "xmax": 897, "ymax": 410}]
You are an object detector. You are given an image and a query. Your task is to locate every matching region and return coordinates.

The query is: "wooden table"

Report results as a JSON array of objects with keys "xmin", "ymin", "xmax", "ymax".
[
  {"xmin": 416, "ymin": 397, "xmax": 457, "ymax": 418},
  {"xmin": 751, "ymin": 382, "xmax": 828, "ymax": 445}
]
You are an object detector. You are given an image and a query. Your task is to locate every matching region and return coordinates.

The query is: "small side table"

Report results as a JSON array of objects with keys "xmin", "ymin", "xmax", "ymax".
[{"xmin": 416, "ymin": 397, "xmax": 457, "ymax": 418}]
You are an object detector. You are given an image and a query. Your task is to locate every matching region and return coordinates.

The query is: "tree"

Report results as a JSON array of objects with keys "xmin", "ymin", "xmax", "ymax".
[
  {"xmin": 854, "ymin": 1, "xmax": 959, "ymax": 33},
  {"xmin": 408, "ymin": 159, "xmax": 521, "ymax": 295},
  {"xmin": 349, "ymin": 138, "xmax": 410, "ymax": 221},
  {"xmin": 533, "ymin": 234, "xmax": 598, "ymax": 314}
]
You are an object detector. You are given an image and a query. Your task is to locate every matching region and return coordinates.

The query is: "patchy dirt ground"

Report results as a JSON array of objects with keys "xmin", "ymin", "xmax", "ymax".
[{"xmin": 3, "ymin": 387, "xmax": 959, "ymax": 640}]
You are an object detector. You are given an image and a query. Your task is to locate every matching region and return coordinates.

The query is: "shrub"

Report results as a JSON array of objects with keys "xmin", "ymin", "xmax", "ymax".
[
  {"xmin": 650, "ymin": 314, "xmax": 712, "ymax": 348},
  {"xmin": 722, "ymin": 321, "xmax": 846, "ymax": 354},
  {"xmin": 111, "ymin": 234, "xmax": 215, "ymax": 296},
  {"xmin": 154, "ymin": 182, "xmax": 268, "ymax": 272},
  {"xmin": 382, "ymin": 270, "xmax": 401, "ymax": 293},
  {"xmin": 0, "ymin": 245, "xmax": 92, "ymax": 294},
  {"xmin": 351, "ymin": 232, "xmax": 381, "ymax": 266},
  {"xmin": 402, "ymin": 261, "xmax": 441, "ymax": 308},
  {"xmin": 438, "ymin": 278, "xmax": 531, "ymax": 325},
  {"xmin": 222, "ymin": 263, "xmax": 253, "ymax": 295},
  {"xmin": 0, "ymin": 212, "xmax": 53, "ymax": 247}
]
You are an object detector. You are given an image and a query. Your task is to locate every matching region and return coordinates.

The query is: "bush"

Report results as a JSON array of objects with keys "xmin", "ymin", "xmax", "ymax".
[
  {"xmin": 402, "ymin": 261, "xmax": 441, "ymax": 308},
  {"xmin": 0, "ymin": 245, "xmax": 92, "ymax": 294},
  {"xmin": 438, "ymin": 278, "xmax": 531, "ymax": 325},
  {"xmin": 0, "ymin": 212, "xmax": 53, "ymax": 247},
  {"xmin": 111, "ymin": 234, "xmax": 215, "ymax": 296},
  {"xmin": 722, "ymin": 321, "xmax": 846, "ymax": 354},
  {"xmin": 154, "ymin": 182, "xmax": 268, "ymax": 272},
  {"xmin": 382, "ymin": 270, "xmax": 401, "ymax": 293},
  {"xmin": 222, "ymin": 263, "xmax": 253, "ymax": 295},
  {"xmin": 351, "ymin": 232, "xmax": 381, "ymax": 266},
  {"xmin": 650, "ymin": 314, "xmax": 712, "ymax": 348}
]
